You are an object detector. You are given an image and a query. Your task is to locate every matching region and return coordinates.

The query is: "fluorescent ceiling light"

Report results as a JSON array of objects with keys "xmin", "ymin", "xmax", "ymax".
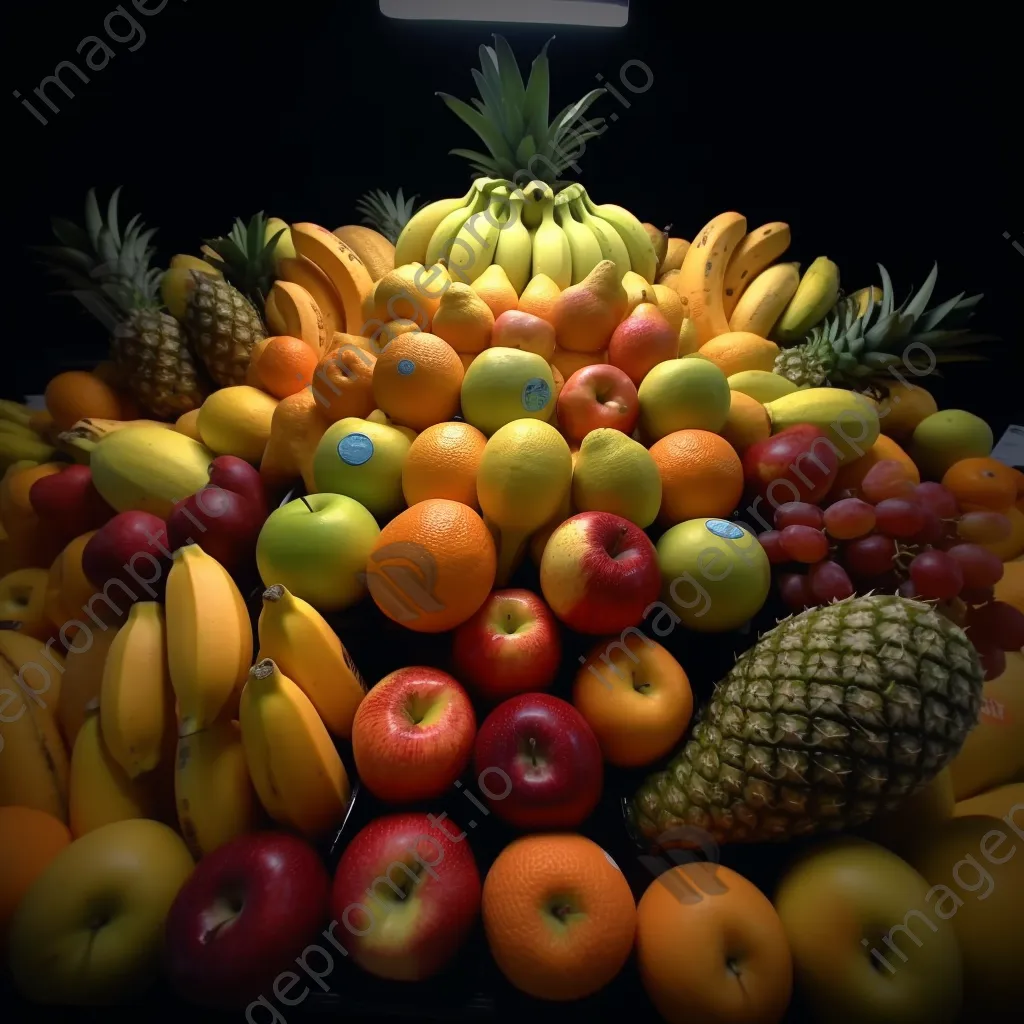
[{"xmin": 380, "ymin": 0, "xmax": 629, "ymax": 28}]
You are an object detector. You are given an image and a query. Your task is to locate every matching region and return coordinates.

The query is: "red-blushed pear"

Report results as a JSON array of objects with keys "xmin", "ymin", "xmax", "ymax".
[
  {"xmin": 556, "ymin": 363, "xmax": 639, "ymax": 443},
  {"xmin": 330, "ymin": 812, "xmax": 481, "ymax": 982},
  {"xmin": 473, "ymin": 693, "xmax": 603, "ymax": 830},
  {"xmin": 81, "ymin": 510, "xmax": 174, "ymax": 604},
  {"xmin": 607, "ymin": 300, "xmax": 678, "ymax": 387},
  {"xmin": 164, "ymin": 832, "xmax": 330, "ymax": 1009},
  {"xmin": 743, "ymin": 424, "xmax": 840, "ymax": 506},
  {"xmin": 28, "ymin": 464, "xmax": 115, "ymax": 546},
  {"xmin": 452, "ymin": 589, "xmax": 562, "ymax": 703},
  {"xmin": 490, "ymin": 309, "xmax": 557, "ymax": 361}
]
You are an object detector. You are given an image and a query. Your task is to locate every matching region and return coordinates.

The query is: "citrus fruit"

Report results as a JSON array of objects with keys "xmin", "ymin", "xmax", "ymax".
[
  {"xmin": 491, "ymin": 310, "xmax": 557, "ymax": 361},
  {"xmin": 652, "ymin": 283, "xmax": 685, "ymax": 333},
  {"xmin": 657, "ymin": 517, "xmax": 771, "ymax": 631},
  {"xmin": 910, "ymin": 409, "xmax": 994, "ymax": 480},
  {"xmin": 878, "ymin": 381, "xmax": 938, "ymax": 441},
  {"xmin": 431, "ymin": 282, "xmax": 495, "ymax": 354},
  {"xmin": 697, "ymin": 332, "xmax": 780, "ymax": 377},
  {"xmin": 650, "ymin": 430, "xmax": 744, "ymax": 524},
  {"xmin": 372, "ymin": 332, "xmax": 463, "ymax": 432},
  {"xmin": 461, "ymin": 348, "xmax": 556, "ymax": 436},
  {"xmin": 829, "ymin": 434, "xmax": 920, "ymax": 498},
  {"xmin": 44, "ymin": 371, "xmax": 129, "ymax": 431},
  {"xmin": 313, "ymin": 417, "xmax": 411, "ymax": 520},
  {"xmin": 720, "ymin": 390, "xmax": 771, "ymax": 452},
  {"xmin": 402, "ymin": 421, "xmax": 487, "ymax": 510},
  {"xmin": 255, "ymin": 335, "xmax": 319, "ymax": 398},
  {"xmin": 471, "ymin": 264, "xmax": 519, "ymax": 320},
  {"xmin": 638, "ymin": 359, "xmax": 731, "ymax": 441},
  {"xmin": 174, "ymin": 408, "xmax": 202, "ymax": 440},
  {"xmin": 260, "ymin": 389, "xmax": 332, "ymax": 495},
  {"xmin": 517, "ymin": 273, "xmax": 561, "ymax": 324},
  {"xmin": 365, "ymin": 498, "xmax": 496, "ymax": 633},
  {"xmin": 481, "ymin": 833, "xmax": 636, "ymax": 1001},
  {"xmin": 677, "ymin": 318, "xmax": 699, "ymax": 356},
  {"xmin": 197, "ymin": 385, "xmax": 278, "ymax": 463},
  {"xmin": 636, "ymin": 862, "xmax": 793, "ymax": 1024},
  {"xmin": 942, "ymin": 457, "xmax": 1020, "ymax": 512},
  {"xmin": 994, "ymin": 561, "xmax": 1024, "ymax": 614},
  {"xmin": 311, "ymin": 344, "xmax": 377, "ymax": 423}
]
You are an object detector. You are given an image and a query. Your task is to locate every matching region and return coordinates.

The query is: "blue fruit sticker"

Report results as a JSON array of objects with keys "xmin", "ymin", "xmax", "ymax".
[
  {"xmin": 397, "ymin": 359, "xmax": 416, "ymax": 376},
  {"xmin": 338, "ymin": 432, "xmax": 374, "ymax": 466},
  {"xmin": 706, "ymin": 519, "xmax": 744, "ymax": 540},
  {"xmin": 521, "ymin": 377, "xmax": 551, "ymax": 412}
]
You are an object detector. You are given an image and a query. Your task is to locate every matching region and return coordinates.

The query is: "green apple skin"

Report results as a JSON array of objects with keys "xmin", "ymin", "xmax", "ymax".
[
  {"xmin": 774, "ymin": 838, "xmax": 962, "ymax": 1024},
  {"xmin": 256, "ymin": 493, "xmax": 380, "ymax": 612}
]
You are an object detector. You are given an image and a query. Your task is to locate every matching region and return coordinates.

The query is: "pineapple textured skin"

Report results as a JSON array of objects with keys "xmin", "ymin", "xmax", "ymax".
[{"xmin": 184, "ymin": 273, "xmax": 266, "ymax": 387}]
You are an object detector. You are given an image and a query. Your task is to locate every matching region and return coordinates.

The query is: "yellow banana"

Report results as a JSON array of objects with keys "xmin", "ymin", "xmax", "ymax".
[
  {"xmin": 0, "ymin": 432, "xmax": 56, "ymax": 470},
  {"xmin": 425, "ymin": 179, "xmax": 506, "ymax": 268},
  {"xmin": 773, "ymin": 256, "xmax": 841, "ymax": 343},
  {"xmin": 264, "ymin": 290, "xmax": 289, "ymax": 335},
  {"xmin": 580, "ymin": 191, "xmax": 659, "ymax": 284},
  {"xmin": 239, "ymin": 658, "xmax": 351, "ymax": 839},
  {"xmin": 555, "ymin": 194, "xmax": 603, "ymax": 285},
  {"xmin": 728, "ymin": 262, "xmax": 802, "ymax": 337},
  {"xmin": 529, "ymin": 182, "xmax": 572, "ymax": 290},
  {"xmin": 290, "ymin": 223, "xmax": 376, "ymax": 339},
  {"xmin": 257, "ymin": 584, "xmax": 366, "ymax": 739},
  {"xmin": 0, "ymin": 628, "xmax": 63, "ymax": 716},
  {"xmin": 0, "ymin": 399, "xmax": 34, "ymax": 428},
  {"xmin": 165, "ymin": 544, "xmax": 254, "ymax": 738},
  {"xmin": 57, "ymin": 623, "xmax": 120, "ymax": 750},
  {"xmin": 852, "ymin": 285, "xmax": 883, "ymax": 317},
  {"xmin": 175, "ymin": 716, "xmax": 258, "ymax": 858},
  {"xmin": 267, "ymin": 280, "xmax": 327, "ymax": 355},
  {"xmin": 277, "ymin": 256, "xmax": 347, "ymax": 339},
  {"xmin": 493, "ymin": 189, "xmax": 533, "ymax": 295},
  {"xmin": 100, "ymin": 601, "xmax": 174, "ymax": 778},
  {"xmin": 722, "ymin": 222, "xmax": 792, "ymax": 317},
  {"xmin": 674, "ymin": 211, "xmax": 748, "ymax": 345},
  {"xmin": 0, "ymin": 420, "xmax": 42, "ymax": 442},
  {"xmin": 332, "ymin": 226, "xmax": 395, "ymax": 283},
  {"xmin": 570, "ymin": 194, "xmax": 630, "ymax": 280},
  {"xmin": 265, "ymin": 217, "xmax": 296, "ymax": 271},
  {"xmin": 394, "ymin": 186, "xmax": 477, "ymax": 268},
  {"xmin": 68, "ymin": 705, "xmax": 158, "ymax": 837},
  {"xmin": 448, "ymin": 187, "xmax": 508, "ymax": 285}
]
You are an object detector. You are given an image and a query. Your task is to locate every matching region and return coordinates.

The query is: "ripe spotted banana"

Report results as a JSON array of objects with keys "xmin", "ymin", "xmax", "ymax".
[
  {"xmin": 165, "ymin": 544, "xmax": 254, "ymax": 738},
  {"xmin": 773, "ymin": 256, "xmax": 841, "ymax": 343},
  {"xmin": 555, "ymin": 191, "xmax": 603, "ymax": 285},
  {"xmin": 722, "ymin": 222, "xmax": 792, "ymax": 317},
  {"xmin": 674, "ymin": 211, "xmax": 748, "ymax": 345},
  {"xmin": 729, "ymin": 262, "xmax": 802, "ymax": 337},
  {"xmin": 395, "ymin": 185, "xmax": 478, "ymax": 268},
  {"xmin": 100, "ymin": 601, "xmax": 174, "ymax": 778},
  {"xmin": 493, "ymin": 189, "xmax": 533, "ymax": 295},
  {"xmin": 570, "ymin": 193, "xmax": 630, "ymax": 280},
  {"xmin": 257, "ymin": 584, "xmax": 366, "ymax": 739},
  {"xmin": 239, "ymin": 658, "xmax": 351, "ymax": 839},
  {"xmin": 175, "ymin": 716, "xmax": 258, "ymax": 858},
  {"xmin": 448, "ymin": 186, "xmax": 508, "ymax": 285},
  {"xmin": 529, "ymin": 182, "xmax": 572, "ymax": 290},
  {"xmin": 0, "ymin": 629, "xmax": 63, "ymax": 713},
  {"xmin": 580, "ymin": 191, "xmax": 659, "ymax": 284},
  {"xmin": 57, "ymin": 623, "xmax": 120, "ymax": 750}
]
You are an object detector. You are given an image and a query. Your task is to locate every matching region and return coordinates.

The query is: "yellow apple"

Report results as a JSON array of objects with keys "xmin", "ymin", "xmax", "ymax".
[{"xmin": 8, "ymin": 818, "xmax": 194, "ymax": 1004}]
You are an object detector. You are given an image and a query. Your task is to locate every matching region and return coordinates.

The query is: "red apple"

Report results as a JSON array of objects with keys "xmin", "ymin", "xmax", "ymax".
[
  {"xmin": 556, "ymin": 363, "xmax": 640, "ymax": 443},
  {"xmin": 743, "ymin": 424, "xmax": 840, "ymax": 506},
  {"xmin": 330, "ymin": 812, "xmax": 481, "ymax": 981},
  {"xmin": 164, "ymin": 832, "xmax": 330, "ymax": 1009},
  {"xmin": 351, "ymin": 667, "xmax": 476, "ymax": 803},
  {"xmin": 208, "ymin": 455, "xmax": 268, "ymax": 512},
  {"xmin": 452, "ymin": 589, "xmax": 562, "ymax": 702},
  {"xmin": 28, "ymin": 464, "xmax": 115, "ymax": 545},
  {"xmin": 539, "ymin": 511, "xmax": 660, "ymax": 634},
  {"xmin": 473, "ymin": 693, "xmax": 603, "ymax": 829},
  {"xmin": 81, "ymin": 510, "xmax": 173, "ymax": 604}
]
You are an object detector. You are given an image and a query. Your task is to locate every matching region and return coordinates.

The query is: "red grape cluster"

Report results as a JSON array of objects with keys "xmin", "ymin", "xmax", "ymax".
[{"xmin": 757, "ymin": 459, "xmax": 1024, "ymax": 680}]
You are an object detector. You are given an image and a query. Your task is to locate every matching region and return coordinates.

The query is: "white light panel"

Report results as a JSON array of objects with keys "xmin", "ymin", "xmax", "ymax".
[{"xmin": 380, "ymin": 0, "xmax": 629, "ymax": 28}]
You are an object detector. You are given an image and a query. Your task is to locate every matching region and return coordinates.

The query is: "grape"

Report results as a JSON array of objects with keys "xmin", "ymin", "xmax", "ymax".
[
  {"xmin": 844, "ymin": 534, "xmax": 897, "ymax": 579},
  {"xmin": 976, "ymin": 644, "xmax": 1007, "ymax": 682},
  {"xmin": 861, "ymin": 459, "xmax": 916, "ymax": 502},
  {"xmin": 947, "ymin": 544, "xmax": 1005, "ymax": 589},
  {"xmin": 779, "ymin": 525, "xmax": 829, "ymax": 563},
  {"xmin": 960, "ymin": 585, "xmax": 996, "ymax": 606},
  {"xmin": 938, "ymin": 597, "xmax": 969, "ymax": 627},
  {"xmin": 913, "ymin": 482, "xmax": 960, "ymax": 519},
  {"xmin": 775, "ymin": 501, "xmax": 825, "ymax": 530},
  {"xmin": 967, "ymin": 601, "xmax": 1024, "ymax": 652},
  {"xmin": 913, "ymin": 508, "xmax": 945, "ymax": 545},
  {"xmin": 759, "ymin": 530, "xmax": 789, "ymax": 565},
  {"xmin": 910, "ymin": 549, "xmax": 964, "ymax": 600},
  {"xmin": 875, "ymin": 498, "xmax": 927, "ymax": 538},
  {"xmin": 957, "ymin": 511, "xmax": 1013, "ymax": 544},
  {"xmin": 779, "ymin": 572, "xmax": 814, "ymax": 611},
  {"xmin": 808, "ymin": 560, "xmax": 855, "ymax": 602},
  {"xmin": 823, "ymin": 498, "xmax": 876, "ymax": 540},
  {"xmin": 898, "ymin": 579, "xmax": 919, "ymax": 599}
]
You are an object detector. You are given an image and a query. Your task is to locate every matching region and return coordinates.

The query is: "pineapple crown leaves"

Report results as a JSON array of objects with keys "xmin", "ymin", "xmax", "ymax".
[
  {"xmin": 437, "ymin": 35, "xmax": 607, "ymax": 184},
  {"xmin": 354, "ymin": 188, "xmax": 421, "ymax": 245},
  {"xmin": 203, "ymin": 211, "xmax": 282, "ymax": 308}
]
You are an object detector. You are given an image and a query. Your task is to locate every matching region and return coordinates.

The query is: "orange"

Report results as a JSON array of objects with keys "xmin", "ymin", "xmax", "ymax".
[
  {"xmin": 829, "ymin": 433, "xmax": 920, "ymax": 498},
  {"xmin": 491, "ymin": 310, "xmax": 557, "ymax": 361},
  {"xmin": 27, "ymin": 409, "xmax": 55, "ymax": 441},
  {"xmin": 430, "ymin": 283, "xmax": 494, "ymax": 354},
  {"xmin": 311, "ymin": 344, "xmax": 377, "ymax": 424},
  {"xmin": 0, "ymin": 462, "xmax": 64, "ymax": 558},
  {"xmin": 365, "ymin": 498, "xmax": 496, "ymax": 633},
  {"xmin": 720, "ymin": 390, "xmax": 771, "ymax": 453},
  {"xmin": 44, "ymin": 371, "xmax": 130, "ymax": 431},
  {"xmin": 877, "ymin": 380, "xmax": 938, "ymax": 442},
  {"xmin": 636, "ymin": 863, "xmax": 793, "ymax": 1024},
  {"xmin": 471, "ymin": 265, "xmax": 519, "ymax": 320},
  {"xmin": 482, "ymin": 833, "xmax": 636, "ymax": 1001},
  {"xmin": 551, "ymin": 347, "xmax": 606, "ymax": 381},
  {"xmin": 372, "ymin": 332, "xmax": 464, "ymax": 432},
  {"xmin": 401, "ymin": 421, "xmax": 487, "ymax": 509},
  {"xmin": 942, "ymin": 457, "xmax": 1020, "ymax": 512},
  {"xmin": 260, "ymin": 389, "xmax": 331, "ymax": 497},
  {"xmin": 459, "ymin": 353, "xmax": 476, "ymax": 373},
  {"xmin": 174, "ymin": 408, "xmax": 203, "ymax": 440},
  {"xmin": 0, "ymin": 806, "xmax": 71, "ymax": 951},
  {"xmin": 517, "ymin": 273, "xmax": 561, "ymax": 324},
  {"xmin": 245, "ymin": 337, "xmax": 272, "ymax": 389},
  {"xmin": 697, "ymin": 332, "xmax": 780, "ymax": 378},
  {"xmin": 650, "ymin": 430, "xmax": 744, "ymax": 524},
  {"xmin": 255, "ymin": 335, "xmax": 319, "ymax": 399}
]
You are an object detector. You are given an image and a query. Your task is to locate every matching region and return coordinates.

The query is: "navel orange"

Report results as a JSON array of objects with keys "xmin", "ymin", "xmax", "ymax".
[
  {"xmin": 401, "ymin": 421, "xmax": 487, "ymax": 509},
  {"xmin": 372, "ymin": 333, "xmax": 463, "ymax": 432},
  {"xmin": 649, "ymin": 430, "xmax": 744, "ymax": 523}
]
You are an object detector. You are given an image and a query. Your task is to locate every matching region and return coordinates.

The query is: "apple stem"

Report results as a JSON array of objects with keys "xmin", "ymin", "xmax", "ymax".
[
  {"xmin": 552, "ymin": 904, "xmax": 572, "ymax": 922},
  {"xmin": 608, "ymin": 524, "xmax": 629, "ymax": 559},
  {"xmin": 529, "ymin": 736, "xmax": 538, "ymax": 766},
  {"xmin": 300, "ymin": 496, "xmax": 314, "ymax": 512}
]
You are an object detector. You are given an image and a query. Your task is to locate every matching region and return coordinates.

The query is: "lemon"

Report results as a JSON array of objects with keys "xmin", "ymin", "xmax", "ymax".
[
  {"xmin": 572, "ymin": 428, "xmax": 661, "ymax": 528},
  {"xmin": 910, "ymin": 409, "xmax": 994, "ymax": 481},
  {"xmin": 638, "ymin": 358, "xmax": 730, "ymax": 441},
  {"xmin": 656, "ymin": 518, "xmax": 770, "ymax": 632},
  {"xmin": 460, "ymin": 348, "xmax": 556, "ymax": 436},
  {"xmin": 196, "ymin": 385, "xmax": 278, "ymax": 462},
  {"xmin": 312, "ymin": 417, "xmax": 411, "ymax": 520},
  {"xmin": 727, "ymin": 370, "xmax": 799, "ymax": 404}
]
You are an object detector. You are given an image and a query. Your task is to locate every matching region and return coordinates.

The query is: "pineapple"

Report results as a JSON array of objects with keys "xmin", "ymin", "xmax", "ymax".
[
  {"xmin": 355, "ymin": 188, "xmax": 419, "ymax": 245},
  {"xmin": 188, "ymin": 213, "xmax": 278, "ymax": 386},
  {"xmin": 36, "ymin": 187, "xmax": 207, "ymax": 419},
  {"xmin": 437, "ymin": 35, "xmax": 607, "ymax": 186},
  {"xmin": 629, "ymin": 595, "xmax": 984, "ymax": 847},
  {"xmin": 774, "ymin": 263, "xmax": 991, "ymax": 389}
]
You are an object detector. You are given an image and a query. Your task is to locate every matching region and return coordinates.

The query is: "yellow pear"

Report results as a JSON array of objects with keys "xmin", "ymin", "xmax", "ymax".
[
  {"xmin": 572, "ymin": 428, "xmax": 661, "ymax": 528},
  {"xmin": 471, "ymin": 264, "xmax": 519, "ymax": 320},
  {"xmin": 642, "ymin": 223, "xmax": 669, "ymax": 267},
  {"xmin": 550, "ymin": 259, "xmax": 628, "ymax": 354}
]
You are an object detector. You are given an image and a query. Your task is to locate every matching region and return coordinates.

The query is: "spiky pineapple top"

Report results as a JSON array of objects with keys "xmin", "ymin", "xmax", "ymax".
[
  {"xmin": 355, "ymin": 188, "xmax": 419, "ymax": 245},
  {"xmin": 629, "ymin": 594, "xmax": 983, "ymax": 848},
  {"xmin": 203, "ymin": 212, "xmax": 283, "ymax": 311},
  {"xmin": 774, "ymin": 263, "xmax": 991, "ymax": 389},
  {"xmin": 437, "ymin": 35, "xmax": 607, "ymax": 186}
]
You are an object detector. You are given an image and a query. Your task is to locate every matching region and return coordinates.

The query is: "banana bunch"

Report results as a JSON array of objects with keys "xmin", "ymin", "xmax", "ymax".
[
  {"xmin": 394, "ymin": 177, "xmax": 659, "ymax": 294},
  {"xmin": 772, "ymin": 256, "xmax": 841, "ymax": 344},
  {"xmin": 0, "ymin": 399, "xmax": 57, "ymax": 471}
]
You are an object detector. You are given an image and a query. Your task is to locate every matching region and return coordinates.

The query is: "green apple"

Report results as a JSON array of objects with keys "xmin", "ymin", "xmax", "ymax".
[
  {"xmin": 256, "ymin": 492, "xmax": 380, "ymax": 612},
  {"xmin": 775, "ymin": 837, "xmax": 963, "ymax": 1024}
]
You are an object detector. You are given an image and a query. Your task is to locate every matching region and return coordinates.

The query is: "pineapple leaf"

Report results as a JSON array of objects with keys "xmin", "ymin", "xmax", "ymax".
[
  {"xmin": 916, "ymin": 291, "xmax": 965, "ymax": 332},
  {"xmin": 449, "ymin": 148, "xmax": 500, "ymax": 166},
  {"xmin": 492, "ymin": 35, "xmax": 526, "ymax": 141},
  {"xmin": 877, "ymin": 264, "xmax": 896, "ymax": 317},
  {"xmin": 516, "ymin": 136, "xmax": 538, "ymax": 165},
  {"xmin": 436, "ymin": 92, "xmax": 517, "ymax": 166},
  {"xmin": 106, "ymin": 188, "xmax": 122, "ymax": 250},
  {"xmin": 470, "ymin": 97, "xmax": 487, "ymax": 115},
  {"xmin": 49, "ymin": 217, "xmax": 90, "ymax": 252},
  {"xmin": 934, "ymin": 352, "xmax": 989, "ymax": 364},
  {"xmin": 904, "ymin": 262, "xmax": 939, "ymax": 320},
  {"xmin": 84, "ymin": 188, "xmax": 104, "ymax": 251},
  {"xmin": 523, "ymin": 39, "xmax": 553, "ymax": 149},
  {"xmin": 471, "ymin": 68, "xmax": 503, "ymax": 124}
]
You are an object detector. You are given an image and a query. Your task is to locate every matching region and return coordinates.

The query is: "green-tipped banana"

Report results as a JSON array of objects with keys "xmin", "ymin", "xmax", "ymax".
[
  {"xmin": 0, "ymin": 400, "xmax": 33, "ymax": 429},
  {"xmin": 555, "ymin": 190, "xmax": 603, "ymax": 284},
  {"xmin": 773, "ymin": 256, "xmax": 841, "ymax": 344},
  {"xmin": 527, "ymin": 181, "xmax": 571, "ymax": 290},
  {"xmin": 571, "ymin": 196, "xmax": 629, "ymax": 280},
  {"xmin": 0, "ymin": 432, "xmax": 57, "ymax": 470},
  {"xmin": 425, "ymin": 178, "xmax": 505, "ymax": 268},
  {"xmin": 448, "ymin": 186, "xmax": 509, "ymax": 284},
  {"xmin": 494, "ymin": 189, "xmax": 533, "ymax": 295},
  {"xmin": 394, "ymin": 186, "xmax": 477, "ymax": 268},
  {"xmin": 580, "ymin": 191, "xmax": 658, "ymax": 283}
]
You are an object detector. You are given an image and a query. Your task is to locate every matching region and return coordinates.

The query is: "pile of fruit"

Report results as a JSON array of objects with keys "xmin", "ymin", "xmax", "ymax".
[{"xmin": 2, "ymin": 33, "xmax": 1022, "ymax": 1024}]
